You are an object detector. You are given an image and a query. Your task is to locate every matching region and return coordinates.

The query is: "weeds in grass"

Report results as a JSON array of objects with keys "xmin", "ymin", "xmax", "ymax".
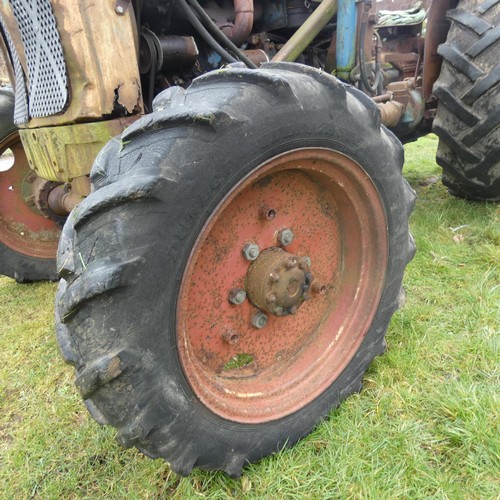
[{"xmin": 0, "ymin": 134, "xmax": 498, "ymax": 498}]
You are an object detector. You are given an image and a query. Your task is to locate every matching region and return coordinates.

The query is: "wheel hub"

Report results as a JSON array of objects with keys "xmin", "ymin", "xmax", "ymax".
[{"xmin": 246, "ymin": 248, "xmax": 313, "ymax": 316}]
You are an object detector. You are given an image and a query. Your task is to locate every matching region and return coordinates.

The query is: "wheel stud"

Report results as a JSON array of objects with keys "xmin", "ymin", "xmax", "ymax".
[
  {"xmin": 242, "ymin": 242, "xmax": 260, "ymax": 261},
  {"xmin": 278, "ymin": 228, "xmax": 294, "ymax": 246},
  {"xmin": 259, "ymin": 205, "xmax": 276, "ymax": 220},
  {"xmin": 251, "ymin": 311, "xmax": 268, "ymax": 329},
  {"xmin": 222, "ymin": 330, "xmax": 240, "ymax": 345},
  {"xmin": 228, "ymin": 288, "xmax": 246, "ymax": 305}
]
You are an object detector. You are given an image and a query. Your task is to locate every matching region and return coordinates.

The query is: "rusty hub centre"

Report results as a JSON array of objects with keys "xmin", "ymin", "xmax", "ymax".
[{"xmin": 246, "ymin": 247, "xmax": 313, "ymax": 316}]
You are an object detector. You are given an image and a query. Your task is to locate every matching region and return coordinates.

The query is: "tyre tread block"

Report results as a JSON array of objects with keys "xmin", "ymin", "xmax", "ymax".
[
  {"xmin": 476, "ymin": 0, "xmax": 499, "ymax": 15},
  {"xmin": 432, "ymin": 85, "xmax": 480, "ymax": 126},
  {"xmin": 189, "ymin": 66, "xmax": 297, "ymax": 98},
  {"xmin": 462, "ymin": 105, "xmax": 500, "ymax": 146},
  {"xmin": 437, "ymin": 44, "xmax": 483, "ymax": 81},
  {"xmin": 59, "ymin": 258, "xmax": 139, "ymax": 321},
  {"xmin": 71, "ymin": 174, "xmax": 163, "ymax": 229},
  {"xmin": 433, "ymin": 124, "xmax": 482, "ymax": 163},
  {"xmin": 466, "ymin": 25, "xmax": 500, "ymax": 56},
  {"xmin": 447, "ymin": 8, "xmax": 492, "ymax": 35},
  {"xmin": 122, "ymin": 107, "xmax": 238, "ymax": 142},
  {"xmin": 76, "ymin": 351, "xmax": 129, "ymax": 399},
  {"xmin": 462, "ymin": 65, "xmax": 500, "ymax": 104}
]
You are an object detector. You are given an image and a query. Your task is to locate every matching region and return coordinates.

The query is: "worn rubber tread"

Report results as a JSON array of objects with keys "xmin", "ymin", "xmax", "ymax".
[
  {"xmin": 476, "ymin": 0, "xmax": 499, "ymax": 14},
  {"xmin": 433, "ymin": 124, "xmax": 482, "ymax": 162},
  {"xmin": 466, "ymin": 25, "xmax": 500, "ymax": 55},
  {"xmin": 437, "ymin": 44, "xmax": 483, "ymax": 81},
  {"xmin": 462, "ymin": 105, "xmax": 500, "ymax": 145},
  {"xmin": 446, "ymin": 8, "xmax": 492, "ymax": 34},
  {"xmin": 462, "ymin": 65, "xmax": 500, "ymax": 104},
  {"xmin": 58, "ymin": 258, "xmax": 140, "ymax": 321},
  {"xmin": 433, "ymin": 86, "xmax": 480, "ymax": 126},
  {"xmin": 71, "ymin": 174, "xmax": 163, "ymax": 229},
  {"xmin": 76, "ymin": 351, "xmax": 129, "ymax": 399}
]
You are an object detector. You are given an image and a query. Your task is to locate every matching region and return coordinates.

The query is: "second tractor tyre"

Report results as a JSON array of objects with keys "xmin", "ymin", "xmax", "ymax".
[{"xmin": 433, "ymin": 0, "xmax": 500, "ymax": 200}]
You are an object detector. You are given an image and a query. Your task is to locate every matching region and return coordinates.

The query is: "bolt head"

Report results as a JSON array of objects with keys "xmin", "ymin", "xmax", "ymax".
[
  {"xmin": 228, "ymin": 288, "xmax": 246, "ymax": 305},
  {"xmin": 278, "ymin": 228, "xmax": 294, "ymax": 246},
  {"xmin": 251, "ymin": 311, "xmax": 268, "ymax": 329},
  {"xmin": 269, "ymin": 272, "xmax": 280, "ymax": 283},
  {"xmin": 115, "ymin": 4, "xmax": 125, "ymax": 14},
  {"xmin": 242, "ymin": 242, "xmax": 260, "ymax": 261}
]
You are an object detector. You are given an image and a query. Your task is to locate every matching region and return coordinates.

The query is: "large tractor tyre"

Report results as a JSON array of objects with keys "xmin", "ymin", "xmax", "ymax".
[
  {"xmin": 0, "ymin": 87, "xmax": 59, "ymax": 282},
  {"xmin": 433, "ymin": 0, "xmax": 500, "ymax": 201},
  {"xmin": 56, "ymin": 63, "xmax": 416, "ymax": 476}
]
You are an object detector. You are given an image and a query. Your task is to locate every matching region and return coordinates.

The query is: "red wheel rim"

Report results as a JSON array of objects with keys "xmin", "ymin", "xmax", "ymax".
[
  {"xmin": 177, "ymin": 148, "xmax": 388, "ymax": 423},
  {"xmin": 0, "ymin": 133, "xmax": 60, "ymax": 259}
]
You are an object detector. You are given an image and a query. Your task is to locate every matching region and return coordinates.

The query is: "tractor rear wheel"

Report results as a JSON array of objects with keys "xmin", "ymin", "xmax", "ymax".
[
  {"xmin": 56, "ymin": 63, "xmax": 415, "ymax": 476},
  {"xmin": 433, "ymin": 0, "xmax": 500, "ymax": 200},
  {"xmin": 0, "ymin": 88, "xmax": 59, "ymax": 282}
]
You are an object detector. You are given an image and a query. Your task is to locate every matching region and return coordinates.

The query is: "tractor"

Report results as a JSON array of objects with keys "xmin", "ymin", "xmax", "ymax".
[{"xmin": 0, "ymin": 0, "xmax": 498, "ymax": 476}]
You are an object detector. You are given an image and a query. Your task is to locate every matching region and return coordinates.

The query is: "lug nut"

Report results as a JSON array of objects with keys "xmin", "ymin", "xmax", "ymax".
[
  {"xmin": 299, "ymin": 256, "xmax": 311, "ymax": 269},
  {"xmin": 252, "ymin": 311, "xmax": 268, "ymax": 329},
  {"xmin": 228, "ymin": 288, "xmax": 246, "ymax": 305},
  {"xmin": 242, "ymin": 242, "xmax": 260, "ymax": 261},
  {"xmin": 266, "ymin": 292, "xmax": 277, "ymax": 304},
  {"xmin": 278, "ymin": 228, "xmax": 294, "ymax": 246},
  {"xmin": 285, "ymin": 258, "xmax": 297, "ymax": 269}
]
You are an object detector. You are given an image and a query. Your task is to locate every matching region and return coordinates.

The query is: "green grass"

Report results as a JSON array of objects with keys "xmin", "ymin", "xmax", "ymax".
[{"xmin": 1, "ymin": 134, "xmax": 499, "ymax": 498}]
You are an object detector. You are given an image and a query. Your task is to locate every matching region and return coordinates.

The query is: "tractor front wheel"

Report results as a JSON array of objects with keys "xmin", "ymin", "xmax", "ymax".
[{"xmin": 56, "ymin": 63, "xmax": 415, "ymax": 476}]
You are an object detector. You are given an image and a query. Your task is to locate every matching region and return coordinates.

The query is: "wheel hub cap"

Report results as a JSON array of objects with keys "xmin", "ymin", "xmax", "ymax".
[{"xmin": 246, "ymin": 248, "xmax": 313, "ymax": 316}]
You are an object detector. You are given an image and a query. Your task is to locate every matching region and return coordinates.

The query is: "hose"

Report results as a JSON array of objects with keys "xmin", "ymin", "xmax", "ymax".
[
  {"xmin": 177, "ymin": 0, "xmax": 238, "ymax": 64},
  {"xmin": 357, "ymin": 3, "xmax": 382, "ymax": 95},
  {"xmin": 186, "ymin": 0, "xmax": 258, "ymax": 69}
]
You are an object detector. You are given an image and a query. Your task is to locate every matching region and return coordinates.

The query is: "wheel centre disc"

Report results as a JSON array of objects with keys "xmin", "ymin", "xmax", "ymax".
[{"xmin": 177, "ymin": 148, "xmax": 388, "ymax": 423}]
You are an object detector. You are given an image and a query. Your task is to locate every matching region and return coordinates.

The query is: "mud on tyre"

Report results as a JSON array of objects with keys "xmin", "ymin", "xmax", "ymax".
[{"xmin": 56, "ymin": 63, "xmax": 415, "ymax": 476}]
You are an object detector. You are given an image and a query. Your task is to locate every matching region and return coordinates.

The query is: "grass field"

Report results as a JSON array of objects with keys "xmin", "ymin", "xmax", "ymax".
[{"xmin": 1, "ymin": 134, "xmax": 499, "ymax": 498}]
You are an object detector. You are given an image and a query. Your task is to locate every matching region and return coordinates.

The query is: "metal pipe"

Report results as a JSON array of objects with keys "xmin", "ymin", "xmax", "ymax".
[
  {"xmin": 336, "ymin": 0, "xmax": 357, "ymax": 80},
  {"xmin": 186, "ymin": 0, "xmax": 258, "ymax": 68},
  {"xmin": 272, "ymin": 0, "xmax": 338, "ymax": 62},
  {"xmin": 177, "ymin": 0, "xmax": 237, "ymax": 64},
  {"xmin": 221, "ymin": 0, "xmax": 254, "ymax": 48}
]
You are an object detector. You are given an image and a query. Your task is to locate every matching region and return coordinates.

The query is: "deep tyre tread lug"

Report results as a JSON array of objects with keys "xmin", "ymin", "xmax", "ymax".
[
  {"xmin": 446, "ymin": 8, "xmax": 492, "ymax": 35},
  {"xmin": 437, "ymin": 44, "xmax": 483, "ymax": 81},
  {"xmin": 71, "ymin": 174, "xmax": 163, "ymax": 229},
  {"xmin": 58, "ymin": 258, "xmax": 141, "ymax": 321}
]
